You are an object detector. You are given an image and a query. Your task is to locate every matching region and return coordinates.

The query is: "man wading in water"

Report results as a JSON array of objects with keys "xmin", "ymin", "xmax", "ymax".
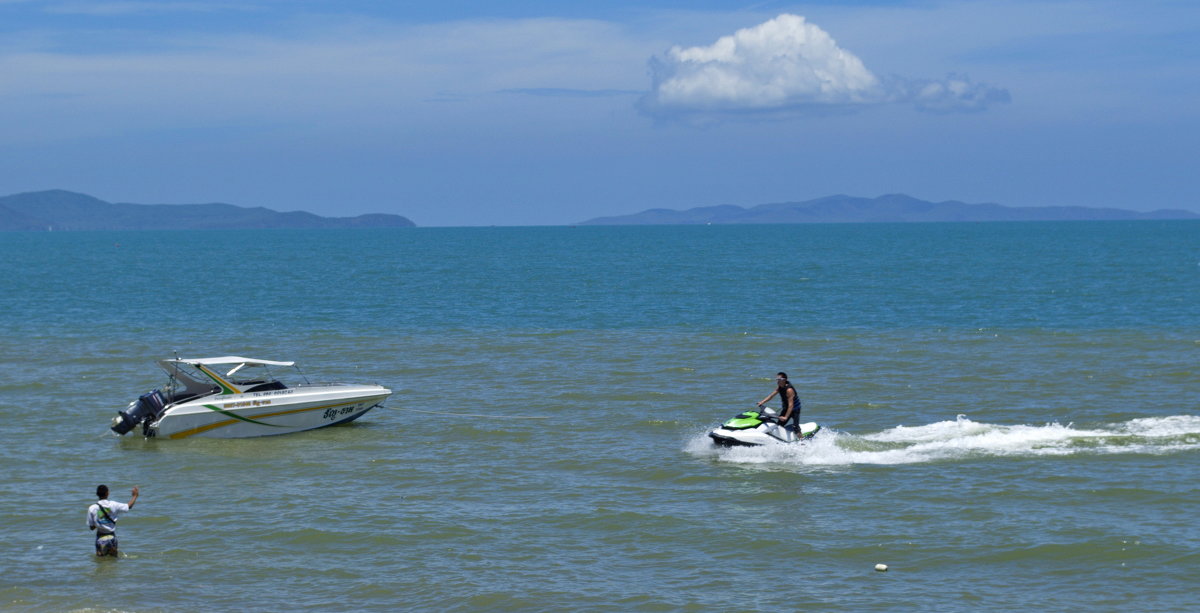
[
  {"xmin": 87, "ymin": 484, "xmax": 139, "ymax": 557},
  {"xmin": 758, "ymin": 372, "xmax": 802, "ymax": 434}
]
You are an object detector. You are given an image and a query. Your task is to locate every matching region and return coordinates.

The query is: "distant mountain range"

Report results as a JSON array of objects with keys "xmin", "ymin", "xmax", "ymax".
[
  {"xmin": 0, "ymin": 190, "xmax": 415, "ymax": 231},
  {"xmin": 578, "ymin": 194, "xmax": 1199, "ymax": 225}
]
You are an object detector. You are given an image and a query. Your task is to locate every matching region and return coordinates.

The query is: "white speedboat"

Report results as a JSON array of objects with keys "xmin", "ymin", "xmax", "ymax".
[{"xmin": 111, "ymin": 356, "xmax": 391, "ymax": 439}]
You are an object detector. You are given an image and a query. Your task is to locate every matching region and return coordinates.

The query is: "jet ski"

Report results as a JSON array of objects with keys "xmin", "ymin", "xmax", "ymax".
[{"xmin": 708, "ymin": 406, "xmax": 821, "ymax": 447}]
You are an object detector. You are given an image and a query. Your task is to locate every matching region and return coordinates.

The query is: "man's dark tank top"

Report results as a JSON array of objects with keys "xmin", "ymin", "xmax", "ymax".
[{"xmin": 779, "ymin": 383, "xmax": 801, "ymax": 414}]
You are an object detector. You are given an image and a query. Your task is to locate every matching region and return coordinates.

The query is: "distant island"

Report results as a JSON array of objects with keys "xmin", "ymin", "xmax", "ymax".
[
  {"xmin": 578, "ymin": 194, "xmax": 1198, "ymax": 225},
  {"xmin": 0, "ymin": 190, "xmax": 416, "ymax": 231}
]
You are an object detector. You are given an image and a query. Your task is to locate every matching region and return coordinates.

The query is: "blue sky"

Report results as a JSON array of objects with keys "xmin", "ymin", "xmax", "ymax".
[{"xmin": 1, "ymin": 0, "xmax": 1197, "ymax": 226}]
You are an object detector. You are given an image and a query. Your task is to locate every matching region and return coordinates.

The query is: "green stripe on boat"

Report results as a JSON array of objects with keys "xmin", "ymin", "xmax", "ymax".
[{"xmin": 202, "ymin": 405, "xmax": 286, "ymax": 427}]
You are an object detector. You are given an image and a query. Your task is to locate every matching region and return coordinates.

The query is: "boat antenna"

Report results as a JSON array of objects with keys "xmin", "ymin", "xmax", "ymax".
[{"xmin": 164, "ymin": 350, "xmax": 181, "ymax": 390}]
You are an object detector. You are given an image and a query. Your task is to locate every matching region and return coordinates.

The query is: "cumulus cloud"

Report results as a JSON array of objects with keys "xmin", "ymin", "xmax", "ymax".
[{"xmin": 639, "ymin": 14, "xmax": 1008, "ymax": 120}]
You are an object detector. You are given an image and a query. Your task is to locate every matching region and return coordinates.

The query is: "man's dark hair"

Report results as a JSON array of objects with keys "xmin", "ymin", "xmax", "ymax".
[
  {"xmin": 777, "ymin": 372, "xmax": 788, "ymax": 380},
  {"xmin": 96, "ymin": 484, "xmax": 109, "ymax": 499}
]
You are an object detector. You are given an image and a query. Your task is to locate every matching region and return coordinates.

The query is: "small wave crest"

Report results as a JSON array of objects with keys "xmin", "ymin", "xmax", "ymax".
[{"xmin": 688, "ymin": 414, "xmax": 1200, "ymax": 466}]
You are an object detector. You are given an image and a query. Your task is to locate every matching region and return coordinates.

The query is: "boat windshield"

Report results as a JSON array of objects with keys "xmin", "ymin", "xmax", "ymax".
[{"xmin": 160, "ymin": 360, "xmax": 308, "ymax": 398}]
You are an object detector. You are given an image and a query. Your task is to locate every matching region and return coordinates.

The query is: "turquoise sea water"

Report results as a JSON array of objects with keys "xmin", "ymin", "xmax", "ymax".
[{"xmin": 1, "ymin": 222, "xmax": 1197, "ymax": 611}]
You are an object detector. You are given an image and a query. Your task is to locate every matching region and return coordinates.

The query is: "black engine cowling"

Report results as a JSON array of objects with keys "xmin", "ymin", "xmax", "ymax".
[{"xmin": 111, "ymin": 390, "xmax": 165, "ymax": 435}]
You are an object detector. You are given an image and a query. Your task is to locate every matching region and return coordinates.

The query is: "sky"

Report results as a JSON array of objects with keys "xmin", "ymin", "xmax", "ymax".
[{"xmin": 1, "ymin": 0, "xmax": 1198, "ymax": 226}]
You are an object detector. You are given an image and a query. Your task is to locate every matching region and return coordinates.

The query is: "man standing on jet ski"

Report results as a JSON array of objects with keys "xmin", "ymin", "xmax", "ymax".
[{"xmin": 758, "ymin": 372, "xmax": 801, "ymax": 433}]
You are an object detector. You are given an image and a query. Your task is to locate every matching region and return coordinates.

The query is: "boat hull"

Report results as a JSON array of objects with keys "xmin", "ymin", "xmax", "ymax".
[
  {"xmin": 709, "ymin": 430, "xmax": 764, "ymax": 447},
  {"xmin": 708, "ymin": 421, "xmax": 821, "ymax": 447},
  {"xmin": 148, "ymin": 384, "xmax": 391, "ymax": 439}
]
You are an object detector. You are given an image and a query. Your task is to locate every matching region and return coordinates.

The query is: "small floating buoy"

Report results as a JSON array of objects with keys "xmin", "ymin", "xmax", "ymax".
[{"xmin": 875, "ymin": 564, "xmax": 888, "ymax": 572}]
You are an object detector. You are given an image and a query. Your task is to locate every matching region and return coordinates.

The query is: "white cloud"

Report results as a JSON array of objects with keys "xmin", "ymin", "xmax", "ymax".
[
  {"xmin": 641, "ymin": 15, "xmax": 882, "ymax": 114},
  {"xmin": 904, "ymin": 73, "xmax": 1012, "ymax": 114},
  {"xmin": 639, "ymin": 13, "xmax": 1009, "ymax": 119}
]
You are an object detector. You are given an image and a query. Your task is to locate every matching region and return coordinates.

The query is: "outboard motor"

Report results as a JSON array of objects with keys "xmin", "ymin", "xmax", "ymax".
[{"xmin": 111, "ymin": 390, "xmax": 165, "ymax": 435}]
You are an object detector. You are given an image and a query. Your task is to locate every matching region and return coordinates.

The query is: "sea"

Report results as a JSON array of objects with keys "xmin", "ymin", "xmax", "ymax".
[{"xmin": 0, "ymin": 221, "xmax": 1197, "ymax": 612}]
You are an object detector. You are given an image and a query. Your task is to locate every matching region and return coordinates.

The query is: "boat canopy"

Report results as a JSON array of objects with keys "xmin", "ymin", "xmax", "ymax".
[{"xmin": 162, "ymin": 356, "xmax": 295, "ymax": 367}]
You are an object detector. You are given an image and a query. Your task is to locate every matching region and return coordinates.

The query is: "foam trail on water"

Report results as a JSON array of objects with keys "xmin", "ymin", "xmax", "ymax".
[{"xmin": 688, "ymin": 415, "xmax": 1200, "ymax": 466}]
